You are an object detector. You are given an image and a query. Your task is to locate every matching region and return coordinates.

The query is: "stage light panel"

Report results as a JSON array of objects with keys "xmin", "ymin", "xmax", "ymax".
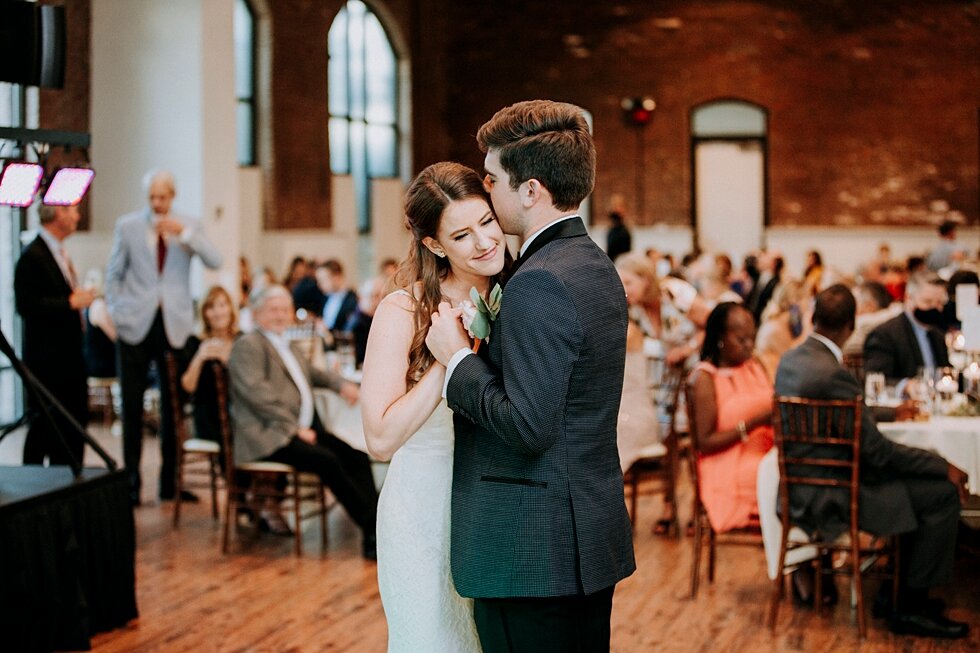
[
  {"xmin": 0, "ymin": 162, "xmax": 44, "ymax": 207},
  {"xmin": 43, "ymin": 167, "xmax": 94, "ymax": 206}
]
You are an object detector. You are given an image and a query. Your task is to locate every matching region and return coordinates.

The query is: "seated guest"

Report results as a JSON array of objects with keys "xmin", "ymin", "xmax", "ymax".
[
  {"xmin": 228, "ymin": 285, "xmax": 378, "ymax": 559},
  {"xmin": 843, "ymin": 281, "xmax": 901, "ymax": 358},
  {"xmin": 616, "ymin": 252, "xmax": 703, "ymax": 367},
  {"xmin": 292, "ymin": 258, "xmax": 325, "ymax": 317},
  {"xmin": 775, "ymin": 285, "xmax": 969, "ymax": 639},
  {"xmin": 687, "ymin": 302, "xmax": 774, "ymax": 533},
  {"xmin": 316, "ymin": 259, "xmax": 359, "ymax": 334},
  {"xmin": 755, "ymin": 279, "xmax": 810, "ymax": 382},
  {"xmin": 803, "ymin": 249, "xmax": 824, "ymax": 296},
  {"xmin": 181, "ymin": 285, "xmax": 239, "ymax": 454},
  {"xmin": 942, "ymin": 269, "xmax": 980, "ymax": 331},
  {"xmin": 282, "ymin": 255, "xmax": 309, "ymax": 292},
  {"xmin": 616, "ymin": 314, "xmax": 660, "ymax": 474},
  {"xmin": 698, "ymin": 254, "xmax": 743, "ymax": 308},
  {"xmin": 748, "ymin": 250, "xmax": 784, "ymax": 323},
  {"xmin": 863, "ymin": 271, "xmax": 950, "ymax": 389},
  {"xmin": 347, "ymin": 274, "xmax": 385, "ymax": 367}
]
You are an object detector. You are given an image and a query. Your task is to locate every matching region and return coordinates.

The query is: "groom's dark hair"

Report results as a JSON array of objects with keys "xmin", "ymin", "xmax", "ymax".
[{"xmin": 476, "ymin": 100, "xmax": 595, "ymax": 211}]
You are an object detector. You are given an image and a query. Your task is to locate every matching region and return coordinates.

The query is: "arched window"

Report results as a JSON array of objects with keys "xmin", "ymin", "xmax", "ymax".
[
  {"xmin": 234, "ymin": 0, "xmax": 257, "ymax": 166},
  {"xmin": 328, "ymin": 0, "xmax": 398, "ymax": 233}
]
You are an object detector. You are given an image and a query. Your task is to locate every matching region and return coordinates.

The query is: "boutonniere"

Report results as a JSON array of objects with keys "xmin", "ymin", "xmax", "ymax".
[{"xmin": 460, "ymin": 283, "xmax": 502, "ymax": 353}]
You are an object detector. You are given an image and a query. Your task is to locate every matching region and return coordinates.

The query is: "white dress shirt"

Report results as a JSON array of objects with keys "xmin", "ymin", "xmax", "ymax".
[
  {"xmin": 261, "ymin": 329, "xmax": 315, "ymax": 428},
  {"xmin": 810, "ymin": 332, "xmax": 844, "ymax": 365},
  {"xmin": 38, "ymin": 227, "xmax": 75, "ymax": 288}
]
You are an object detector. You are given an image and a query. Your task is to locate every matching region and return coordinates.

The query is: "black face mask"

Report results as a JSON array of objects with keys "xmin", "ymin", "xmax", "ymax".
[{"xmin": 913, "ymin": 308, "xmax": 944, "ymax": 328}]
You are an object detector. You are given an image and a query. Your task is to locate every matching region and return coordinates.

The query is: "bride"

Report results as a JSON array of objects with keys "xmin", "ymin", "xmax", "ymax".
[{"xmin": 361, "ymin": 161, "xmax": 507, "ymax": 652}]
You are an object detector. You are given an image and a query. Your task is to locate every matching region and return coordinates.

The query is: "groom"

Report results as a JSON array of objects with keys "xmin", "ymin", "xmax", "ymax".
[{"xmin": 427, "ymin": 100, "xmax": 635, "ymax": 652}]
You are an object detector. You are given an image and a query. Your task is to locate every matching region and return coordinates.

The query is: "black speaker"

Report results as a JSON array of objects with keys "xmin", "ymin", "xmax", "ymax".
[{"xmin": 0, "ymin": 1, "xmax": 66, "ymax": 89}]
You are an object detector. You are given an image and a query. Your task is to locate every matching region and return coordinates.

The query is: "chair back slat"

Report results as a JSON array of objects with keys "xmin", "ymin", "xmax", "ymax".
[
  {"xmin": 212, "ymin": 361, "xmax": 236, "ymax": 485},
  {"xmin": 164, "ymin": 351, "xmax": 189, "ymax": 445},
  {"xmin": 772, "ymin": 395, "xmax": 863, "ymax": 528}
]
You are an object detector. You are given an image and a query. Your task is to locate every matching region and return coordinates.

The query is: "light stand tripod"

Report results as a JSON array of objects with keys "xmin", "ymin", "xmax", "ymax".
[{"xmin": 0, "ymin": 318, "xmax": 117, "ymax": 478}]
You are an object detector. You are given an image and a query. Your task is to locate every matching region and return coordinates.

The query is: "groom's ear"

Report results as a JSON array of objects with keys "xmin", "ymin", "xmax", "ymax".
[{"xmin": 521, "ymin": 179, "xmax": 547, "ymax": 208}]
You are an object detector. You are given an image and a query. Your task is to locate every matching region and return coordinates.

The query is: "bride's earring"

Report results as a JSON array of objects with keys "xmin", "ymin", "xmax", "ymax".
[{"xmin": 434, "ymin": 250, "xmax": 446, "ymax": 258}]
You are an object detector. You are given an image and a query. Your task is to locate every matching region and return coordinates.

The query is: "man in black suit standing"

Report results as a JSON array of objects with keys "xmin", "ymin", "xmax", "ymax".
[
  {"xmin": 427, "ymin": 100, "xmax": 635, "ymax": 652},
  {"xmin": 14, "ymin": 203, "xmax": 94, "ymax": 466},
  {"xmin": 775, "ymin": 285, "xmax": 968, "ymax": 639},
  {"xmin": 863, "ymin": 271, "xmax": 950, "ymax": 389}
]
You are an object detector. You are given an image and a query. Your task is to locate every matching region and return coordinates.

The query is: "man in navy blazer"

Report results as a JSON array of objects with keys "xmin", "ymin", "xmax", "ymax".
[
  {"xmin": 105, "ymin": 170, "xmax": 222, "ymax": 505},
  {"xmin": 427, "ymin": 100, "xmax": 634, "ymax": 652},
  {"xmin": 14, "ymin": 203, "xmax": 94, "ymax": 466}
]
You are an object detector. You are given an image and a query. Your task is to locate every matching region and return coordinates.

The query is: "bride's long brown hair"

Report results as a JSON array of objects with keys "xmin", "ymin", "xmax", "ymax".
[{"xmin": 395, "ymin": 161, "xmax": 507, "ymax": 387}]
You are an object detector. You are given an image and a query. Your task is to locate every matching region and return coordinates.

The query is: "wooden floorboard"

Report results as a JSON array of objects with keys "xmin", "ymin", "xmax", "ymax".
[{"xmin": 2, "ymin": 422, "xmax": 977, "ymax": 652}]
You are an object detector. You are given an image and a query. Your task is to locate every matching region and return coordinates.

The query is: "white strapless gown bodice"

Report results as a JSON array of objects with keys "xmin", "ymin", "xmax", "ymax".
[{"xmin": 376, "ymin": 399, "xmax": 481, "ymax": 652}]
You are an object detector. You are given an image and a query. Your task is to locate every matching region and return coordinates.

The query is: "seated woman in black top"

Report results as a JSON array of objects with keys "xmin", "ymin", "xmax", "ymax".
[{"xmin": 181, "ymin": 285, "xmax": 239, "ymax": 457}]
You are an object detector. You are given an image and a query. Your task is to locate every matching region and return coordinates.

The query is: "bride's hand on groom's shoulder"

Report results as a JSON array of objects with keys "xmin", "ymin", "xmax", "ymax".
[{"xmin": 426, "ymin": 302, "xmax": 468, "ymax": 365}]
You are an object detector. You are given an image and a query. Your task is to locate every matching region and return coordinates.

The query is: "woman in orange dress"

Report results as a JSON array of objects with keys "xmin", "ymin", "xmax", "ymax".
[{"xmin": 688, "ymin": 302, "xmax": 774, "ymax": 533}]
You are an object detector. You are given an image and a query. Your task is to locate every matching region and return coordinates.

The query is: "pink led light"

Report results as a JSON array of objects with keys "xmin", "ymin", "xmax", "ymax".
[
  {"xmin": 0, "ymin": 163, "xmax": 44, "ymax": 207},
  {"xmin": 43, "ymin": 167, "xmax": 95, "ymax": 206}
]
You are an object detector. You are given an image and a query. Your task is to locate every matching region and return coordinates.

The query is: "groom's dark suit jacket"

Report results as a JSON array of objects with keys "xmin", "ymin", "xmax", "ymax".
[
  {"xmin": 447, "ymin": 217, "xmax": 636, "ymax": 599},
  {"xmin": 774, "ymin": 336, "xmax": 949, "ymax": 542}
]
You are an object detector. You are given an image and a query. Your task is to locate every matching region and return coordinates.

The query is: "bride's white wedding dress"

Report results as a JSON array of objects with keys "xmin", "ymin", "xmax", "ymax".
[{"xmin": 376, "ymin": 397, "xmax": 481, "ymax": 652}]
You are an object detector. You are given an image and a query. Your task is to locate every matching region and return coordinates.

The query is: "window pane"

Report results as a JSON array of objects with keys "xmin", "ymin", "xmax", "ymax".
[
  {"xmin": 366, "ymin": 124, "xmax": 396, "ymax": 177},
  {"xmin": 364, "ymin": 14, "xmax": 395, "ymax": 124},
  {"xmin": 329, "ymin": 117, "xmax": 350, "ymax": 174},
  {"xmin": 237, "ymin": 102, "xmax": 254, "ymax": 165},
  {"xmin": 327, "ymin": 7, "xmax": 348, "ymax": 115},
  {"xmin": 347, "ymin": 1, "xmax": 366, "ymax": 120},
  {"xmin": 233, "ymin": 0, "xmax": 254, "ymax": 99},
  {"xmin": 692, "ymin": 102, "xmax": 766, "ymax": 137}
]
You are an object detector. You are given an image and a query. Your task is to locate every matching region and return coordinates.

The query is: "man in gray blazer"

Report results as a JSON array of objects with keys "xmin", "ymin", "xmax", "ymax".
[
  {"xmin": 427, "ymin": 100, "xmax": 634, "ymax": 652},
  {"xmin": 105, "ymin": 170, "xmax": 222, "ymax": 505},
  {"xmin": 228, "ymin": 285, "xmax": 378, "ymax": 559},
  {"xmin": 775, "ymin": 284, "xmax": 968, "ymax": 640}
]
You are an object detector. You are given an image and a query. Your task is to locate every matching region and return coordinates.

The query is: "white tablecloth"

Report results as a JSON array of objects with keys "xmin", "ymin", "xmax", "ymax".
[
  {"xmin": 314, "ymin": 389, "xmax": 367, "ymax": 454},
  {"xmin": 878, "ymin": 417, "xmax": 980, "ymax": 496}
]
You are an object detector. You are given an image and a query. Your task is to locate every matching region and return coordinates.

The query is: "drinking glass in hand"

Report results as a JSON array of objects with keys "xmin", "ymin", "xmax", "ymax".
[{"xmin": 864, "ymin": 372, "xmax": 885, "ymax": 405}]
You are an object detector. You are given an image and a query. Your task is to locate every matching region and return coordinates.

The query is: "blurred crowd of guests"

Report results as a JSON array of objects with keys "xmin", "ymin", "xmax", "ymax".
[{"xmin": 608, "ymin": 217, "xmax": 976, "ymax": 638}]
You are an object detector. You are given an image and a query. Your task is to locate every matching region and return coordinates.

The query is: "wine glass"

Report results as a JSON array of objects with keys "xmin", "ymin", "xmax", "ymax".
[{"xmin": 864, "ymin": 372, "xmax": 885, "ymax": 405}]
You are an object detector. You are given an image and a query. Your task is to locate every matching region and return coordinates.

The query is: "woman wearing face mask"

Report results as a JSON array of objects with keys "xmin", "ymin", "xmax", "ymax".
[{"xmin": 863, "ymin": 271, "xmax": 951, "ymax": 390}]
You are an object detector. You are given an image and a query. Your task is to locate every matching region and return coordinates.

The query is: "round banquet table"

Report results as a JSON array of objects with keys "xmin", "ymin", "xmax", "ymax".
[{"xmin": 878, "ymin": 416, "xmax": 980, "ymax": 497}]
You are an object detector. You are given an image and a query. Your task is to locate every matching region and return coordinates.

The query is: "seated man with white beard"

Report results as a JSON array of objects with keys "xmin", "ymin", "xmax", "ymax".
[{"xmin": 228, "ymin": 284, "xmax": 378, "ymax": 559}]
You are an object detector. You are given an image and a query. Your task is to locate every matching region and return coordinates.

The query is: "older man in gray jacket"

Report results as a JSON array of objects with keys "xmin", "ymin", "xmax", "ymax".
[
  {"xmin": 106, "ymin": 170, "xmax": 222, "ymax": 505},
  {"xmin": 229, "ymin": 285, "xmax": 377, "ymax": 559}
]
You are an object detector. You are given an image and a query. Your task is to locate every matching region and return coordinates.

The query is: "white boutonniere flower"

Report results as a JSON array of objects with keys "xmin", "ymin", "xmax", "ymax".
[{"xmin": 460, "ymin": 283, "xmax": 502, "ymax": 352}]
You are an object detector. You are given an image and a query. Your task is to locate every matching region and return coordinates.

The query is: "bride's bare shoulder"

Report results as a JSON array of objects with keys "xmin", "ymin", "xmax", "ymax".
[{"xmin": 379, "ymin": 285, "xmax": 418, "ymax": 313}]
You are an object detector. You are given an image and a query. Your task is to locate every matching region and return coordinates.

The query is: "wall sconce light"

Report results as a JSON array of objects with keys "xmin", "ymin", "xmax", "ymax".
[{"xmin": 621, "ymin": 97, "xmax": 656, "ymax": 126}]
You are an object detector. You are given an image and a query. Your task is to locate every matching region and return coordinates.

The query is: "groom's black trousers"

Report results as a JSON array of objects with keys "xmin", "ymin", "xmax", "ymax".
[{"xmin": 473, "ymin": 585, "xmax": 615, "ymax": 653}]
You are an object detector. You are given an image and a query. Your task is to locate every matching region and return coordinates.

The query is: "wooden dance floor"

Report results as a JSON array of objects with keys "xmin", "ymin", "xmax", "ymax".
[{"xmin": 1, "ymin": 423, "xmax": 977, "ymax": 652}]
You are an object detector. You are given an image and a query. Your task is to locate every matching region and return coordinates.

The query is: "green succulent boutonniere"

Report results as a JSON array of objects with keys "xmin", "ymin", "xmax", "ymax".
[{"xmin": 460, "ymin": 283, "xmax": 502, "ymax": 353}]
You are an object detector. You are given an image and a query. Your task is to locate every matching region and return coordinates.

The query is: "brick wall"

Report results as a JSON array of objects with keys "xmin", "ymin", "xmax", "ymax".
[
  {"xmin": 38, "ymin": 0, "xmax": 91, "ymax": 229},
  {"xmin": 37, "ymin": 0, "xmax": 980, "ymax": 231},
  {"xmin": 423, "ymin": 0, "xmax": 980, "ymax": 228}
]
